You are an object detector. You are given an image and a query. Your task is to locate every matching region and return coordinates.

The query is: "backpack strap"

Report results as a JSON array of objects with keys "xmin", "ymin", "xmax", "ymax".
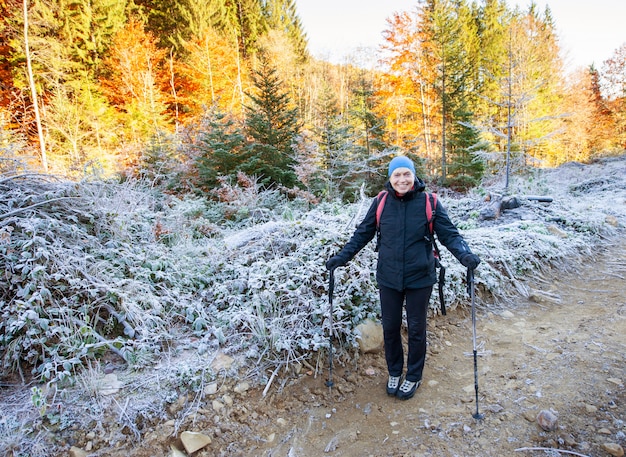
[
  {"xmin": 375, "ymin": 191, "xmax": 388, "ymax": 229},
  {"xmin": 374, "ymin": 191, "xmax": 388, "ymax": 252},
  {"xmin": 378, "ymin": 191, "xmax": 436, "ymax": 230},
  {"xmin": 425, "ymin": 192, "xmax": 437, "ymax": 235},
  {"xmin": 425, "ymin": 192, "xmax": 439, "ymax": 256}
]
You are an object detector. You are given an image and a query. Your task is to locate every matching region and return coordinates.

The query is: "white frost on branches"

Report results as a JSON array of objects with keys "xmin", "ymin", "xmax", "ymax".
[{"xmin": 0, "ymin": 157, "xmax": 624, "ymax": 387}]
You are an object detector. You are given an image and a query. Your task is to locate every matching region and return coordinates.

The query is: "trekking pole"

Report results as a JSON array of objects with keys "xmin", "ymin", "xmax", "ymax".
[
  {"xmin": 467, "ymin": 268, "xmax": 484, "ymax": 420},
  {"xmin": 325, "ymin": 267, "xmax": 335, "ymax": 388}
]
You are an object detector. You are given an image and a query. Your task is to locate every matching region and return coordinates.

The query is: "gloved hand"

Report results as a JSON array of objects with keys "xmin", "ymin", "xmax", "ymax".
[
  {"xmin": 325, "ymin": 255, "xmax": 345, "ymax": 271},
  {"xmin": 460, "ymin": 253, "xmax": 481, "ymax": 270}
]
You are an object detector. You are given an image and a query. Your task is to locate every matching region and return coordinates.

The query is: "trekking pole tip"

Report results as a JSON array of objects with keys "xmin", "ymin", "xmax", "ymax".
[
  {"xmin": 472, "ymin": 412, "xmax": 484, "ymax": 420},
  {"xmin": 325, "ymin": 380, "xmax": 334, "ymax": 388}
]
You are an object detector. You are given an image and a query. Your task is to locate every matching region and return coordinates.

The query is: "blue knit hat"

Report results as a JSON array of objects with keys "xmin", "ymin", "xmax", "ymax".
[{"xmin": 388, "ymin": 156, "xmax": 416, "ymax": 177}]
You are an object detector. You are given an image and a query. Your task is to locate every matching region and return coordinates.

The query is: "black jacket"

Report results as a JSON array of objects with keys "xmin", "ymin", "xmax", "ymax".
[{"xmin": 335, "ymin": 178, "xmax": 472, "ymax": 291}]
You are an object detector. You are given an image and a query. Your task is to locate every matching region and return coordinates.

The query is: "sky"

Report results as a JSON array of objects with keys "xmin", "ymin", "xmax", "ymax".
[{"xmin": 296, "ymin": 0, "xmax": 626, "ymax": 70}]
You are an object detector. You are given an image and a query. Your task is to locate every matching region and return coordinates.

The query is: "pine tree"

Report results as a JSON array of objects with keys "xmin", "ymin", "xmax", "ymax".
[
  {"xmin": 192, "ymin": 108, "xmax": 246, "ymax": 190},
  {"xmin": 350, "ymin": 71, "xmax": 387, "ymax": 155},
  {"xmin": 242, "ymin": 51, "xmax": 300, "ymax": 187},
  {"xmin": 314, "ymin": 83, "xmax": 358, "ymax": 199},
  {"xmin": 446, "ymin": 106, "xmax": 486, "ymax": 190},
  {"xmin": 422, "ymin": 0, "xmax": 480, "ymax": 183},
  {"xmin": 133, "ymin": 0, "xmax": 183, "ymax": 49},
  {"xmin": 59, "ymin": 0, "xmax": 128, "ymax": 75},
  {"xmin": 474, "ymin": 0, "xmax": 510, "ymax": 124},
  {"xmin": 223, "ymin": 0, "xmax": 266, "ymax": 58}
]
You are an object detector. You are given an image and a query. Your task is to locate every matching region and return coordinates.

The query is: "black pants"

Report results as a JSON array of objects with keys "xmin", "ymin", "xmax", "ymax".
[{"xmin": 379, "ymin": 285, "xmax": 433, "ymax": 382}]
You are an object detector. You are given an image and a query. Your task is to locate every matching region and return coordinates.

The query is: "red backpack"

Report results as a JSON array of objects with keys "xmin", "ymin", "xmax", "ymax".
[{"xmin": 374, "ymin": 191, "xmax": 447, "ymax": 315}]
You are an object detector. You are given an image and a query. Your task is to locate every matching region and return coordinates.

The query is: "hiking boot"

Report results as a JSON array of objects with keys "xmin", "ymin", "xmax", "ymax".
[
  {"xmin": 396, "ymin": 379, "xmax": 421, "ymax": 400},
  {"xmin": 386, "ymin": 375, "xmax": 401, "ymax": 396}
]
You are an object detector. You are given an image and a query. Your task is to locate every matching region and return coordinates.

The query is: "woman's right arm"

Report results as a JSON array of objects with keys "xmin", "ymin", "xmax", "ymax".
[{"xmin": 330, "ymin": 198, "xmax": 379, "ymax": 265}]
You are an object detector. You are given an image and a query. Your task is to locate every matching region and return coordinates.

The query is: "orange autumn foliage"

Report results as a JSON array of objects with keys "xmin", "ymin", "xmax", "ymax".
[
  {"xmin": 99, "ymin": 17, "xmax": 171, "ymax": 116},
  {"xmin": 176, "ymin": 27, "xmax": 248, "ymax": 120}
]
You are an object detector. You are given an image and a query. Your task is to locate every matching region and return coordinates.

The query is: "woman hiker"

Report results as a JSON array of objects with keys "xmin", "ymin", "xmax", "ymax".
[{"xmin": 325, "ymin": 156, "xmax": 481, "ymax": 400}]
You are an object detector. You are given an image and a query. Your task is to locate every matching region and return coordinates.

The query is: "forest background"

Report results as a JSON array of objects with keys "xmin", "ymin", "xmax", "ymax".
[
  {"xmin": 1, "ymin": 3, "xmax": 626, "ymax": 454},
  {"xmin": 1, "ymin": 0, "xmax": 625, "ymax": 199}
]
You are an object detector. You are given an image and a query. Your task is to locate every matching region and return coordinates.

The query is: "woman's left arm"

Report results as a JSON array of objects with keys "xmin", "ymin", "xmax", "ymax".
[{"xmin": 432, "ymin": 201, "xmax": 478, "ymax": 267}]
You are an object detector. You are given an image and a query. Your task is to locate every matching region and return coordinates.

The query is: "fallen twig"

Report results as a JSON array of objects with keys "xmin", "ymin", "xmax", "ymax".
[
  {"xmin": 499, "ymin": 259, "xmax": 529, "ymax": 297},
  {"xmin": 0, "ymin": 172, "xmax": 61, "ymax": 185},
  {"xmin": 101, "ymin": 302, "xmax": 137, "ymax": 338},
  {"xmin": 113, "ymin": 396, "xmax": 141, "ymax": 441},
  {"xmin": 71, "ymin": 317, "xmax": 128, "ymax": 362},
  {"xmin": 514, "ymin": 446, "xmax": 591, "ymax": 457},
  {"xmin": 0, "ymin": 196, "xmax": 77, "ymax": 220},
  {"xmin": 263, "ymin": 365, "xmax": 280, "ymax": 397},
  {"xmin": 117, "ymin": 397, "xmax": 130, "ymax": 422}
]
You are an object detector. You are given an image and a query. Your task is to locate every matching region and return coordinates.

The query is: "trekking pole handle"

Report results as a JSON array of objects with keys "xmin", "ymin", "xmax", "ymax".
[{"xmin": 466, "ymin": 267, "xmax": 474, "ymax": 295}]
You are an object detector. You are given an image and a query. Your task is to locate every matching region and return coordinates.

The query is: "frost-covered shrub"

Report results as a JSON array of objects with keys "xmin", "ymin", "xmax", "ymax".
[
  {"xmin": 0, "ymin": 178, "xmax": 203, "ymax": 381},
  {"xmin": 1, "ymin": 156, "xmax": 625, "ymax": 383}
]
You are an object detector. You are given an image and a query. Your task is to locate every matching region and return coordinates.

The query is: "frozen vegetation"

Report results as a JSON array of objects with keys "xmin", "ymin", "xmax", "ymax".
[
  {"xmin": 0, "ymin": 156, "xmax": 625, "ymax": 456},
  {"xmin": 1, "ymin": 156, "xmax": 625, "ymax": 388}
]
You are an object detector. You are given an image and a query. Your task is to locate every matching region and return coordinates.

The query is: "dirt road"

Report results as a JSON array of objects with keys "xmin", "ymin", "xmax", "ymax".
[
  {"xmin": 245, "ymin": 238, "xmax": 626, "ymax": 457},
  {"xmin": 12, "ymin": 237, "xmax": 624, "ymax": 457}
]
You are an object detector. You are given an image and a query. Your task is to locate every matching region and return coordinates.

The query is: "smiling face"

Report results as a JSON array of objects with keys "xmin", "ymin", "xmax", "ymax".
[{"xmin": 389, "ymin": 167, "xmax": 415, "ymax": 196}]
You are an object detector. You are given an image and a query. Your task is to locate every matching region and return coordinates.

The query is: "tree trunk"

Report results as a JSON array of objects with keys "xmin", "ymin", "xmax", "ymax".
[
  {"xmin": 23, "ymin": 0, "xmax": 47, "ymax": 172},
  {"xmin": 420, "ymin": 81, "xmax": 431, "ymax": 159},
  {"xmin": 505, "ymin": 31, "xmax": 512, "ymax": 191},
  {"xmin": 441, "ymin": 54, "xmax": 446, "ymax": 183}
]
